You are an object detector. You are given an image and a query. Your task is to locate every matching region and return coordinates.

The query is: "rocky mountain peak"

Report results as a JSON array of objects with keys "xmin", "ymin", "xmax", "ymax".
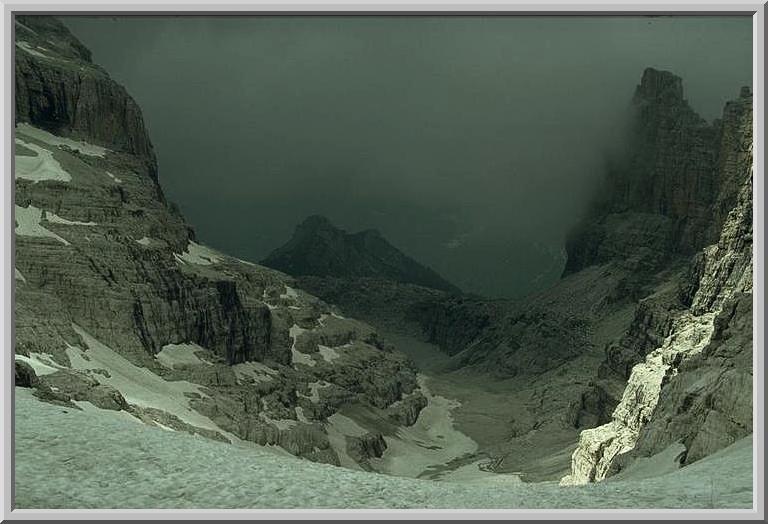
[
  {"xmin": 15, "ymin": 16, "xmax": 93, "ymax": 63},
  {"xmin": 634, "ymin": 67, "xmax": 684, "ymax": 104},
  {"xmin": 14, "ymin": 16, "xmax": 157, "ymax": 170},
  {"xmin": 293, "ymin": 214, "xmax": 343, "ymax": 239},
  {"xmin": 563, "ymin": 67, "xmax": 739, "ymax": 276},
  {"xmin": 263, "ymin": 216, "xmax": 460, "ymax": 293}
]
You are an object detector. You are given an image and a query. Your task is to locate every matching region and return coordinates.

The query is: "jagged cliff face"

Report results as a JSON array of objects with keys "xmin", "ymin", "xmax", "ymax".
[
  {"xmin": 564, "ymin": 68, "xmax": 742, "ymax": 277},
  {"xmin": 15, "ymin": 16, "xmax": 156, "ymax": 173},
  {"xmin": 561, "ymin": 73, "xmax": 753, "ymax": 485},
  {"xmin": 13, "ymin": 16, "xmax": 426, "ymax": 469}
]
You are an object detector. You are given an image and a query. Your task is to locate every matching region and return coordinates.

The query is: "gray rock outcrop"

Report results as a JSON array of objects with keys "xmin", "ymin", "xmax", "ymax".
[
  {"xmin": 561, "ymin": 74, "xmax": 753, "ymax": 485},
  {"xmin": 13, "ymin": 16, "xmax": 426, "ymax": 469}
]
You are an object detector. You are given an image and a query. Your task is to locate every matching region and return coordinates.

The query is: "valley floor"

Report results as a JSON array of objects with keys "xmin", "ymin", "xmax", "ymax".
[{"xmin": 14, "ymin": 387, "xmax": 753, "ymax": 509}]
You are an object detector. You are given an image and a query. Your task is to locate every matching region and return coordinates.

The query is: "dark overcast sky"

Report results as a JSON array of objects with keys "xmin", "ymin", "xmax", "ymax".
[{"xmin": 63, "ymin": 16, "xmax": 752, "ymax": 298}]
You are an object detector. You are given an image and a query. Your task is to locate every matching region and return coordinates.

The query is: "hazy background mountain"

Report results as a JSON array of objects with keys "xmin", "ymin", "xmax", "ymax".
[{"xmin": 62, "ymin": 16, "xmax": 752, "ymax": 298}]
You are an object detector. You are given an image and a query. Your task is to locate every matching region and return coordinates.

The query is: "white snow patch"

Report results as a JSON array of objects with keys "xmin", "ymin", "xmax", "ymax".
[
  {"xmin": 135, "ymin": 237, "xmax": 152, "ymax": 246},
  {"xmin": 15, "ymin": 353, "xmax": 64, "ymax": 376},
  {"xmin": 65, "ymin": 324, "xmax": 232, "ymax": 441},
  {"xmin": 15, "ymin": 41, "xmax": 48, "ymax": 59},
  {"xmin": 15, "ymin": 21, "xmax": 38, "ymax": 35},
  {"xmin": 155, "ymin": 343, "xmax": 212, "ymax": 369},
  {"xmin": 16, "ymin": 123, "xmax": 107, "ymax": 157},
  {"xmin": 174, "ymin": 241, "xmax": 221, "ymax": 266},
  {"xmin": 44, "ymin": 211, "xmax": 97, "ymax": 226},
  {"xmin": 232, "ymin": 361, "xmax": 278, "ymax": 385},
  {"xmin": 280, "ymin": 286, "xmax": 299, "ymax": 299},
  {"xmin": 289, "ymin": 324, "xmax": 315, "ymax": 368},
  {"xmin": 153, "ymin": 420, "xmax": 176, "ymax": 432},
  {"xmin": 373, "ymin": 374, "xmax": 478, "ymax": 479},
  {"xmin": 105, "ymin": 171, "xmax": 122, "ymax": 183},
  {"xmin": 295, "ymin": 406, "xmax": 310, "ymax": 424},
  {"xmin": 317, "ymin": 345, "xmax": 341, "ymax": 364},
  {"xmin": 330, "ymin": 312, "xmax": 345, "ymax": 319},
  {"xmin": 15, "ymin": 268, "xmax": 27, "ymax": 283},
  {"xmin": 14, "ymin": 138, "xmax": 71, "ymax": 183},
  {"xmin": 15, "ymin": 205, "xmax": 69, "ymax": 245},
  {"xmin": 233, "ymin": 257, "xmax": 256, "ymax": 267}
]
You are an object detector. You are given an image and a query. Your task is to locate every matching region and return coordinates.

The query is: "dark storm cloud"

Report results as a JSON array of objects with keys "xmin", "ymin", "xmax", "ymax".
[{"xmin": 62, "ymin": 15, "xmax": 752, "ymax": 298}]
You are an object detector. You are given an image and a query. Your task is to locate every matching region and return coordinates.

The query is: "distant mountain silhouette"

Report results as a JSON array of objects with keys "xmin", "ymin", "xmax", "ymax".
[{"xmin": 262, "ymin": 215, "xmax": 461, "ymax": 293}]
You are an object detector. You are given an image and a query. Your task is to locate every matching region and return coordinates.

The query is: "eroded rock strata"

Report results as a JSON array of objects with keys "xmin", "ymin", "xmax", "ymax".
[{"xmin": 13, "ymin": 16, "xmax": 427, "ymax": 469}]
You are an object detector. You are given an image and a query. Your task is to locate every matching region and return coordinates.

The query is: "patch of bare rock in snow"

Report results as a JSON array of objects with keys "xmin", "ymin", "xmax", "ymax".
[
  {"xmin": 299, "ymin": 380, "xmax": 331, "ymax": 403},
  {"xmin": 15, "ymin": 353, "xmax": 64, "ymax": 376}
]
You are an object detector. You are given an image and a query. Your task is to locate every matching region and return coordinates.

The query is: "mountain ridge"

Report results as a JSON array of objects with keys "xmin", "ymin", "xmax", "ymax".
[{"xmin": 262, "ymin": 214, "xmax": 462, "ymax": 294}]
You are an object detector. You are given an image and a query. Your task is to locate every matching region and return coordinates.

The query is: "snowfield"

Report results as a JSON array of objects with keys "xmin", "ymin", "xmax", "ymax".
[
  {"xmin": 16, "ymin": 122, "xmax": 108, "ymax": 157},
  {"xmin": 156, "ymin": 342, "xmax": 212, "ymax": 369},
  {"xmin": 14, "ymin": 388, "xmax": 753, "ymax": 509},
  {"xmin": 44, "ymin": 211, "xmax": 97, "ymax": 226},
  {"xmin": 373, "ymin": 375, "xmax": 478, "ymax": 479},
  {"xmin": 174, "ymin": 241, "xmax": 222, "ymax": 266},
  {"xmin": 65, "ymin": 325, "xmax": 232, "ymax": 440},
  {"xmin": 15, "ymin": 205, "xmax": 70, "ymax": 245},
  {"xmin": 15, "ymin": 41, "xmax": 49, "ymax": 59},
  {"xmin": 15, "ymin": 138, "xmax": 73, "ymax": 183}
]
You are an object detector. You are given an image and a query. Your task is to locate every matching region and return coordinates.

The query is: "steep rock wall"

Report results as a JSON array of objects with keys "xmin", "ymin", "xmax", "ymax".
[{"xmin": 561, "ymin": 88, "xmax": 752, "ymax": 486}]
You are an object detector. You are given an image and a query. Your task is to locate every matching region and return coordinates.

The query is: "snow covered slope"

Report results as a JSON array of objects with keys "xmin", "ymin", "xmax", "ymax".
[{"xmin": 14, "ymin": 388, "xmax": 752, "ymax": 509}]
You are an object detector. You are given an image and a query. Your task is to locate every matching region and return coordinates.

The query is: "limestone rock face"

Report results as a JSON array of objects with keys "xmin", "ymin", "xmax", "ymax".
[
  {"xmin": 561, "ymin": 85, "xmax": 752, "ymax": 486},
  {"xmin": 14, "ymin": 360, "xmax": 38, "ymax": 388},
  {"xmin": 564, "ymin": 68, "xmax": 749, "ymax": 275},
  {"xmin": 13, "ymin": 16, "xmax": 424, "ymax": 469},
  {"xmin": 15, "ymin": 16, "xmax": 156, "ymax": 169}
]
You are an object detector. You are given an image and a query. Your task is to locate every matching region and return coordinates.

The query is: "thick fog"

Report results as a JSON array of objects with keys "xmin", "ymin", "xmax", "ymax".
[{"xmin": 63, "ymin": 16, "xmax": 752, "ymax": 298}]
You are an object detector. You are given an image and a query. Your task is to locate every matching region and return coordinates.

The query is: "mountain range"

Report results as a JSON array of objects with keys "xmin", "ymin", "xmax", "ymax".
[{"xmin": 12, "ymin": 15, "xmax": 754, "ymax": 508}]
